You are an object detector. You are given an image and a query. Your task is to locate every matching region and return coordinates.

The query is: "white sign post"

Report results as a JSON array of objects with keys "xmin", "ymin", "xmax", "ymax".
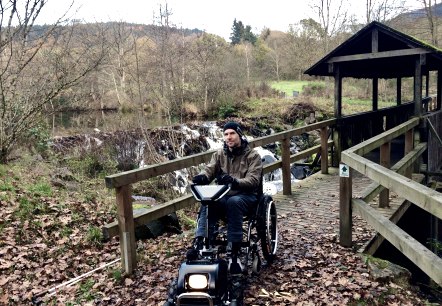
[{"xmin": 339, "ymin": 163, "xmax": 349, "ymax": 177}]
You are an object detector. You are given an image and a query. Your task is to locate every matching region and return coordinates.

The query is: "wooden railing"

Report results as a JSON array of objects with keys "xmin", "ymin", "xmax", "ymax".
[
  {"xmin": 333, "ymin": 103, "xmax": 415, "ymax": 164},
  {"xmin": 340, "ymin": 116, "xmax": 442, "ymax": 286},
  {"xmin": 104, "ymin": 119, "xmax": 336, "ymax": 274}
]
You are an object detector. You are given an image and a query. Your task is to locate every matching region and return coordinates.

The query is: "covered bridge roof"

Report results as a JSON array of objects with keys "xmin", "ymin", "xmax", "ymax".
[{"xmin": 305, "ymin": 21, "xmax": 442, "ymax": 79}]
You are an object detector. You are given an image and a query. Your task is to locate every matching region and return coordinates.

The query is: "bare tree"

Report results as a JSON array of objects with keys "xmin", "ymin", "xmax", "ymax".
[
  {"xmin": 101, "ymin": 21, "xmax": 136, "ymax": 108},
  {"xmin": 191, "ymin": 33, "xmax": 228, "ymax": 114},
  {"xmin": 365, "ymin": 0, "xmax": 407, "ymax": 23},
  {"xmin": 283, "ymin": 20, "xmax": 323, "ymax": 80},
  {"xmin": 0, "ymin": 0, "xmax": 105, "ymax": 163},
  {"xmin": 262, "ymin": 31, "xmax": 288, "ymax": 81},
  {"xmin": 419, "ymin": 0, "xmax": 440, "ymax": 46},
  {"xmin": 148, "ymin": 3, "xmax": 187, "ymax": 120},
  {"xmin": 311, "ymin": 0, "xmax": 350, "ymax": 52}
]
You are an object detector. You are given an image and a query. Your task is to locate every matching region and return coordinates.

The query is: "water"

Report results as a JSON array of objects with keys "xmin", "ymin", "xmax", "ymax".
[{"xmin": 50, "ymin": 114, "xmax": 301, "ymax": 196}]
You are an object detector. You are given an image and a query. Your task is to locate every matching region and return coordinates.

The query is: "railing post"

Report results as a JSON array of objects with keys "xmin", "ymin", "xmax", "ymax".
[
  {"xmin": 320, "ymin": 127, "xmax": 328, "ymax": 174},
  {"xmin": 116, "ymin": 184, "xmax": 136, "ymax": 274},
  {"xmin": 281, "ymin": 136, "xmax": 292, "ymax": 195},
  {"xmin": 379, "ymin": 141, "xmax": 391, "ymax": 208},
  {"xmin": 332, "ymin": 126, "xmax": 341, "ymax": 167},
  {"xmin": 339, "ymin": 165, "xmax": 352, "ymax": 247},
  {"xmin": 404, "ymin": 128, "xmax": 414, "ymax": 178}
]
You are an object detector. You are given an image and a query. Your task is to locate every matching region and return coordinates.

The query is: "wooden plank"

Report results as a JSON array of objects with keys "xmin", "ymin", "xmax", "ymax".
[
  {"xmin": 334, "ymin": 65, "xmax": 342, "ymax": 118},
  {"xmin": 327, "ymin": 48, "xmax": 431, "ymax": 63},
  {"xmin": 263, "ymin": 143, "xmax": 325, "ymax": 174},
  {"xmin": 103, "ymin": 194, "xmax": 196, "ymax": 240},
  {"xmin": 372, "ymin": 29, "xmax": 378, "ymax": 53},
  {"xmin": 342, "ymin": 149, "xmax": 442, "ymax": 220},
  {"xmin": 438, "ymin": 69, "xmax": 442, "ymax": 110},
  {"xmin": 250, "ymin": 119, "xmax": 336, "ymax": 149},
  {"xmin": 116, "ymin": 185, "xmax": 136, "ymax": 274},
  {"xmin": 379, "ymin": 142, "xmax": 390, "ymax": 208},
  {"xmin": 360, "ymin": 142, "xmax": 426, "ymax": 203},
  {"xmin": 414, "ymin": 57, "xmax": 423, "ymax": 116},
  {"xmin": 320, "ymin": 127, "xmax": 328, "ymax": 174},
  {"xmin": 353, "ymin": 198, "xmax": 442, "ymax": 286},
  {"xmin": 373, "ymin": 77, "xmax": 378, "ymax": 111},
  {"xmin": 346, "ymin": 117, "xmax": 420, "ymax": 156},
  {"xmin": 362, "ymin": 175, "xmax": 424, "ymax": 255},
  {"xmin": 364, "ymin": 201, "xmax": 412, "ymax": 255},
  {"xmin": 105, "ymin": 119, "xmax": 337, "ymax": 188},
  {"xmin": 339, "ymin": 169, "xmax": 352, "ymax": 247},
  {"xmin": 404, "ymin": 129, "xmax": 414, "ymax": 178},
  {"xmin": 106, "ymin": 150, "xmax": 213, "ymax": 189},
  {"xmin": 281, "ymin": 137, "xmax": 291, "ymax": 195}
]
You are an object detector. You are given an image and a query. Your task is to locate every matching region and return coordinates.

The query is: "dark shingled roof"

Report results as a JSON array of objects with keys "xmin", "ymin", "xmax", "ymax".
[{"xmin": 304, "ymin": 21, "xmax": 442, "ymax": 79}]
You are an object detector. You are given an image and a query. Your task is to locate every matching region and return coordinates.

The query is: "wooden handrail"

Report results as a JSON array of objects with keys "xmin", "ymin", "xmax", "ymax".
[
  {"xmin": 105, "ymin": 119, "xmax": 336, "ymax": 189},
  {"xmin": 343, "ymin": 150, "xmax": 442, "ymax": 219},
  {"xmin": 346, "ymin": 117, "xmax": 420, "ymax": 156},
  {"xmin": 339, "ymin": 116, "xmax": 442, "ymax": 286},
  {"xmin": 102, "ymin": 140, "xmax": 334, "ymax": 240},
  {"xmin": 359, "ymin": 142, "xmax": 427, "ymax": 203}
]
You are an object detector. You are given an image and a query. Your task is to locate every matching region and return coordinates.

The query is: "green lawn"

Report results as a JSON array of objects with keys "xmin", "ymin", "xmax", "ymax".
[
  {"xmin": 269, "ymin": 80, "xmax": 399, "ymax": 115},
  {"xmin": 270, "ymin": 80, "xmax": 322, "ymax": 96}
]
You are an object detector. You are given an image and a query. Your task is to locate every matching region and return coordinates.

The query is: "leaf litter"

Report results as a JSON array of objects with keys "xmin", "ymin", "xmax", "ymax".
[{"xmin": 0, "ymin": 164, "xmax": 434, "ymax": 305}]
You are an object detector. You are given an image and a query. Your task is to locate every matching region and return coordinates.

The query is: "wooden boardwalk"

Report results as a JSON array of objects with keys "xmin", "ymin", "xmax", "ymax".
[{"xmin": 273, "ymin": 167, "xmax": 412, "ymax": 239}]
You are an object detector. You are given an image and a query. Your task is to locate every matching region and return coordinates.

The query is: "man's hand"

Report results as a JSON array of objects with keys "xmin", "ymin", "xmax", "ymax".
[
  {"xmin": 192, "ymin": 174, "xmax": 209, "ymax": 185},
  {"xmin": 216, "ymin": 174, "xmax": 239, "ymax": 188}
]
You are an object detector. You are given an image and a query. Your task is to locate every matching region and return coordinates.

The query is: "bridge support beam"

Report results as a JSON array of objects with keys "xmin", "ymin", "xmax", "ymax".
[
  {"xmin": 404, "ymin": 129, "xmax": 414, "ymax": 178},
  {"xmin": 339, "ymin": 167, "xmax": 352, "ymax": 247},
  {"xmin": 281, "ymin": 136, "xmax": 292, "ymax": 195},
  {"xmin": 116, "ymin": 185, "xmax": 137, "ymax": 275},
  {"xmin": 379, "ymin": 141, "xmax": 391, "ymax": 208},
  {"xmin": 320, "ymin": 127, "xmax": 328, "ymax": 174}
]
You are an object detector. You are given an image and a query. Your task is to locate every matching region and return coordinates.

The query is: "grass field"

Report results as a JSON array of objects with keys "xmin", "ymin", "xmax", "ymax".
[
  {"xmin": 270, "ymin": 80, "xmax": 314, "ymax": 96},
  {"xmin": 269, "ymin": 80, "xmax": 401, "ymax": 115}
]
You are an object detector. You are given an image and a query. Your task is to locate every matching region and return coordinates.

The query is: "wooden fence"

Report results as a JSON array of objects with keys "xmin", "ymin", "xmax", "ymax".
[
  {"xmin": 340, "ymin": 115, "xmax": 442, "ymax": 286},
  {"xmin": 104, "ymin": 119, "xmax": 336, "ymax": 274}
]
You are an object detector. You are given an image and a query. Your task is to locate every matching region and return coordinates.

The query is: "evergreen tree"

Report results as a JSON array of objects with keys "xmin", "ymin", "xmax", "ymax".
[
  {"xmin": 230, "ymin": 19, "xmax": 257, "ymax": 45},
  {"xmin": 230, "ymin": 18, "xmax": 244, "ymax": 45},
  {"xmin": 243, "ymin": 25, "xmax": 257, "ymax": 44}
]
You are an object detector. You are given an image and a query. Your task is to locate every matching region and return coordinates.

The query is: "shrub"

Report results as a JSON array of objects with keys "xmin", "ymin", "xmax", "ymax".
[
  {"xmin": 25, "ymin": 122, "xmax": 51, "ymax": 157},
  {"xmin": 86, "ymin": 226, "xmax": 103, "ymax": 246},
  {"xmin": 218, "ymin": 103, "xmax": 237, "ymax": 118},
  {"xmin": 29, "ymin": 182, "xmax": 53, "ymax": 197},
  {"xmin": 302, "ymin": 83, "xmax": 328, "ymax": 97},
  {"xmin": 182, "ymin": 102, "xmax": 199, "ymax": 119},
  {"xmin": 66, "ymin": 148, "xmax": 118, "ymax": 179}
]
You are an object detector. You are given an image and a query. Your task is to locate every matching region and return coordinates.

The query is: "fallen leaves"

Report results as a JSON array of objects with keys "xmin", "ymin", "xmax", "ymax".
[{"xmin": 0, "ymin": 162, "xmax": 431, "ymax": 306}]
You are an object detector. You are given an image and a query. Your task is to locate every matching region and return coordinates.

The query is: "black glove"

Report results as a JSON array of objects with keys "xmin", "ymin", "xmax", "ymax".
[
  {"xmin": 192, "ymin": 174, "xmax": 209, "ymax": 185},
  {"xmin": 216, "ymin": 174, "xmax": 239, "ymax": 188}
]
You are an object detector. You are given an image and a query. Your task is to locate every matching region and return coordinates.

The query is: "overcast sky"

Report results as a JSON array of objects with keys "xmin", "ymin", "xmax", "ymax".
[{"xmin": 40, "ymin": 0, "xmax": 422, "ymax": 40}]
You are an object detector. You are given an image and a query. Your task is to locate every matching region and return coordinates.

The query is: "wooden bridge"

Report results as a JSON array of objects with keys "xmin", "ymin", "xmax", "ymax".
[
  {"xmin": 104, "ymin": 111, "xmax": 442, "ymax": 287},
  {"xmin": 103, "ymin": 21, "xmax": 442, "ymax": 287}
]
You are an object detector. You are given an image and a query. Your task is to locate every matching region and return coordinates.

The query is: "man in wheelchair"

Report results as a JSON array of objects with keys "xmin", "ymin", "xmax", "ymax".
[{"xmin": 190, "ymin": 121, "xmax": 263, "ymax": 274}]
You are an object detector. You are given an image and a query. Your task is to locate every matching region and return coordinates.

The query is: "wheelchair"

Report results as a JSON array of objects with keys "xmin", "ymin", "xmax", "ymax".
[{"xmin": 164, "ymin": 183, "xmax": 278, "ymax": 306}]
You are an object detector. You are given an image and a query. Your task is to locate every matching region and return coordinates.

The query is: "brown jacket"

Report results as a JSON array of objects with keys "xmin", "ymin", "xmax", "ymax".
[{"xmin": 202, "ymin": 141, "xmax": 262, "ymax": 195}]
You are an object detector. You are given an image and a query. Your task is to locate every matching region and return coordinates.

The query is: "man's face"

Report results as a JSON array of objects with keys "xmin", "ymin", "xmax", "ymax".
[{"xmin": 223, "ymin": 129, "xmax": 241, "ymax": 149}]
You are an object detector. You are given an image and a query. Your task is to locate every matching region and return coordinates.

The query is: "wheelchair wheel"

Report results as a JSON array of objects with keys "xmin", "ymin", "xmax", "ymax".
[{"xmin": 258, "ymin": 196, "xmax": 278, "ymax": 263}]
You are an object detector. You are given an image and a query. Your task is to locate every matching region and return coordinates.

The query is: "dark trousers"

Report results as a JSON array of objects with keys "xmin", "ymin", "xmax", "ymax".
[{"xmin": 195, "ymin": 193, "xmax": 257, "ymax": 243}]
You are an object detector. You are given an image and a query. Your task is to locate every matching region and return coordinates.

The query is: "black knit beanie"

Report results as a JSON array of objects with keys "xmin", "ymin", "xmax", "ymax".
[{"xmin": 223, "ymin": 121, "xmax": 244, "ymax": 137}]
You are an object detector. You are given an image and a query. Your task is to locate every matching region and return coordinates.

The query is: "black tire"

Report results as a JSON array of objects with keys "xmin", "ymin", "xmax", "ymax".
[
  {"xmin": 229, "ymin": 275, "xmax": 244, "ymax": 306},
  {"xmin": 258, "ymin": 196, "xmax": 278, "ymax": 263},
  {"xmin": 164, "ymin": 278, "xmax": 177, "ymax": 306}
]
